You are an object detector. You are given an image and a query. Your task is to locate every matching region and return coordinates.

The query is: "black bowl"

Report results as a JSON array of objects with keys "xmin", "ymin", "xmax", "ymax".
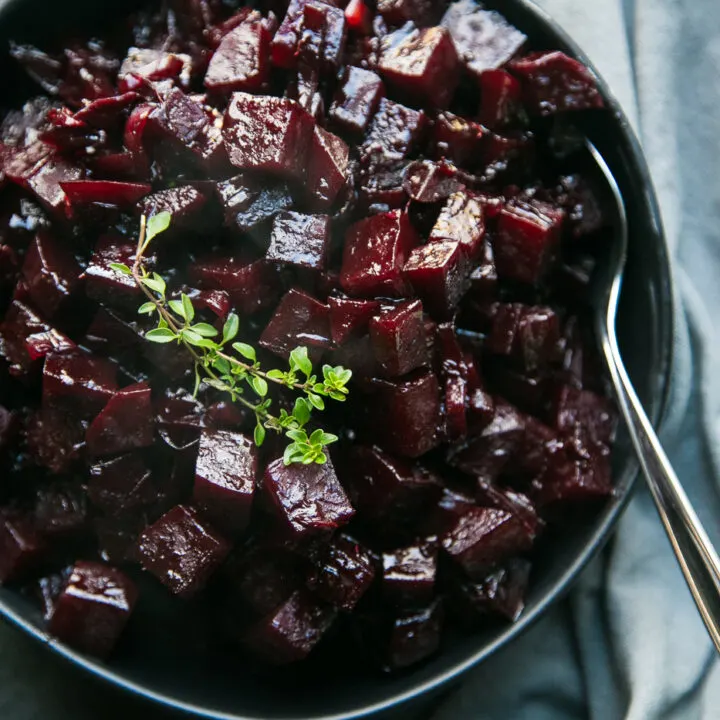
[{"xmin": 0, "ymin": 1, "xmax": 674, "ymax": 718}]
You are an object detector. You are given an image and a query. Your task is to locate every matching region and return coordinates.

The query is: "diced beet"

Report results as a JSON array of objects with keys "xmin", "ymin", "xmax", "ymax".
[
  {"xmin": 469, "ymin": 238, "xmax": 497, "ymax": 298},
  {"xmin": 378, "ymin": 27, "xmax": 459, "ymax": 109},
  {"xmin": 307, "ymin": 125, "xmax": 350, "ymax": 208},
  {"xmin": 137, "ymin": 504, "xmax": 230, "ymax": 597},
  {"xmin": 513, "ymin": 415, "xmax": 559, "ymax": 478},
  {"xmin": 244, "ymin": 589, "xmax": 337, "ymax": 664},
  {"xmin": 118, "ymin": 47, "xmax": 191, "ymax": 88},
  {"xmin": 487, "ymin": 364, "xmax": 549, "ymax": 418},
  {"xmin": 223, "ymin": 93, "xmax": 314, "ymax": 180},
  {"xmin": 429, "ymin": 112, "xmax": 483, "ymax": 167},
  {"xmin": 329, "ymin": 66, "xmax": 385, "ymax": 136},
  {"xmin": 486, "ymin": 302, "xmax": 522, "ymax": 356},
  {"xmin": 307, "ymin": 534, "xmax": 376, "ymax": 610},
  {"xmin": 340, "ymin": 209, "xmax": 418, "ymax": 297},
  {"xmin": 25, "ymin": 407, "xmax": 86, "ymax": 473},
  {"xmin": 138, "ymin": 186, "xmax": 207, "ymax": 229},
  {"xmin": 87, "ymin": 453, "xmax": 155, "ymax": 515},
  {"xmin": 268, "ymin": 211, "xmax": 329, "ymax": 271},
  {"xmin": 381, "ymin": 599, "xmax": 443, "ymax": 670},
  {"xmin": 193, "ymin": 429, "xmax": 257, "ymax": 536},
  {"xmin": 184, "ymin": 288, "xmax": 231, "ymax": 320},
  {"xmin": 478, "ymin": 69, "xmax": 522, "ymax": 129},
  {"xmin": 345, "ymin": 0, "xmax": 373, "ymax": 33},
  {"xmin": 85, "ymin": 235, "xmax": 142, "ymax": 309},
  {"xmin": 494, "ymin": 198, "xmax": 565, "ymax": 285},
  {"xmin": 0, "ymin": 300, "xmax": 50, "ymax": 376},
  {"xmin": 85, "ymin": 382, "xmax": 154, "ymax": 457},
  {"xmin": 286, "ymin": 62, "xmax": 324, "ymax": 119},
  {"xmin": 467, "ymin": 387, "xmax": 495, "ymax": 433},
  {"xmin": 263, "ymin": 456, "xmax": 354, "ymax": 538},
  {"xmin": 515, "ymin": 306, "xmax": 560, "ymax": 372},
  {"xmin": 361, "ymin": 98, "xmax": 426, "ymax": 167},
  {"xmin": 301, "ymin": 2, "xmax": 348, "ymax": 71},
  {"xmin": 204, "ymin": 20, "xmax": 270, "ymax": 93},
  {"xmin": 33, "ymin": 482, "xmax": 87, "ymax": 536},
  {"xmin": 382, "ymin": 540, "xmax": 437, "ymax": 607},
  {"xmin": 60, "ymin": 180, "xmax": 152, "ymax": 208},
  {"xmin": 402, "ymin": 159, "xmax": 462, "ymax": 204},
  {"xmin": 25, "ymin": 328, "xmax": 76, "ymax": 363},
  {"xmin": 358, "ymin": 161, "xmax": 408, "ymax": 209},
  {"xmin": 48, "ymin": 561, "xmax": 137, "ymax": 658},
  {"xmin": 271, "ymin": 0, "xmax": 311, "ymax": 68},
  {"xmin": 377, "ymin": 0, "xmax": 439, "ymax": 26},
  {"xmin": 444, "ymin": 374, "xmax": 468, "ymax": 440},
  {"xmin": 259, "ymin": 288, "xmax": 332, "ymax": 362},
  {"xmin": 155, "ymin": 389, "xmax": 204, "ymax": 451},
  {"xmin": 404, "ymin": 240, "xmax": 469, "ymax": 319},
  {"xmin": 422, "ymin": 487, "xmax": 475, "ymax": 536},
  {"xmin": 429, "ymin": 190, "xmax": 485, "ymax": 260},
  {"xmin": 550, "ymin": 384, "xmax": 617, "ymax": 446},
  {"xmin": 553, "ymin": 174, "xmax": 604, "ymax": 239},
  {"xmin": 43, "ymin": 351, "xmax": 118, "ymax": 416},
  {"xmin": 328, "ymin": 296, "xmax": 381, "ymax": 345},
  {"xmin": 73, "ymin": 91, "xmax": 141, "ymax": 128},
  {"xmin": 441, "ymin": 0, "xmax": 526, "ymax": 76},
  {"xmin": 0, "ymin": 513, "xmax": 43, "ymax": 583},
  {"xmin": 509, "ymin": 51, "xmax": 603, "ymax": 115},
  {"xmin": 369, "ymin": 300, "xmax": 429, "ymax": 377}
]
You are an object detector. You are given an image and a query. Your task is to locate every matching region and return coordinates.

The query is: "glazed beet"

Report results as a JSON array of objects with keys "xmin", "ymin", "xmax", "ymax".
[
  {"xmin": 267, "ymin": 212, "xmax": 329, "ymax": 271},
  {"xmin": 429, "ymin": 190, "xmax": 486, "ymax": 260},
  {"xmin": 329, "ymin": 66, "xmax": 385, "ymax": 136},
  {"xmin": 328, "ymin": 296, "xmax": 381, "ymax": 345},
  {"xmin": 0, "ymin": 513, "xmax": 43, "ymax": 582},
  {"xmin": 379, "ymin": 598, "xmax": 443, "ymax": 670},
  {"xmin": 87, "ymin": 453, "xmax": 156, "ymax": 515},
  {"xmin": 382, "ymin": 540, "xmax": 438, "ymax": 607}
]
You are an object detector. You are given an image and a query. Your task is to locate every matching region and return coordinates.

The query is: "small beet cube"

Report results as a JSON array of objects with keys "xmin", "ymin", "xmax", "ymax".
[
  {"xmin": 377, "ymin": 0, "xmax": 438, "ymax": 26},
  {"xmin": 48, "ymin": 561, "xmax": 137, "ymax": 658},
  {"xmin": 155, "ymin": 389, "xmax": 204, "ymax": 450},
  {"xmin": 137, "ymin": 504, "xmax": 230, "ymax": 597},
  {"xmin": 378, "ymin": 27, "xmax": 459, "ymax": 109},
  {"xmin": 259, "ymin": 288, "xmax": 332, "ymax": 362},
  {"xmin": 22, "ymin": 230, "xmax": 80, "ymax": 318},
  {"xmin": 515, "ymin": 306, "xmax": 560, "ymax": 372},
  {"xmin": 550, "ymin": 384, "xmax": 617, "ymax": 446},
  {"xmin": 73, "ymin": 91, "xmax": 141, "ymax": 128},
  {"xmin": 60, "ymin": 180, "xmax": 152, "ymax": 208},
  {"xmin": 223, "ymin": 93, "xmax": 314, "ymax": 180},
  {"xmin": 271, "ymin": 0, "xmax": 310, "ymax": 68},
  {"xmin": 494, "ymin": 198, "xmax": 565, "ymax": 285},
  {"xmin": 0, "ymin": 513, "xmax": 43, "ymax": 583},
  {"xmin": 302, "ymin": 2, "xmax": 348, "ymax": 71},
  {"xmin": 119, "ymin": 47, "xmax": 191, "ymax": 86},
  {"xmin": 344, "ymin": 0, "xmax": 372, "ymax": 33},
  {"xmin": 267, "ymin": 212, "xmax": 329, "ymax": 271},
  {"xmin": 441, "ymin": 0, "xmax": 526, "ymax": 76},
  {"xmin": 244, "ymin": 589, "xmax": 337, "ymax": 664},
  {"xmin": 361, "ymin": 98, "xmax": 426, "ymax": 166},
  {"xmin": 85, "ymin": 235, "xmax": 143, "ymax": 309},
  {"xmin": 486, "ymin": 302, "xmax": 522, "ymax": 356},
  {"xmin": 204, "ymin": 20, "xmax": 270, "ymax": 93},
  {"xmin": 138, "ymin": 186, "xmax": 207, "ymax": 229},
  {"xmin": 193, "ymin": 429, "xmax": 257, "ymax": 536},
  {"xmin": 467, "ymin": 387, "xmax": 495, "ymax": 433},
  {"xmin": 87, "ymin": 453, "xmax": 155, "ymax": 515},
  {"xmin": 263, "ymin": 456, "xmax": 354, "ymax": 538},
  {"xmin": 340, "ymin": 209, "xmax": 418, "ymax": 297},
  {"xmin": 382, "ymin": 541, "xmax": 437, "ymax": 607},
  {"xmin": 401, "ymin": 159, "xmax": 462, "ymax": 204},
  {"xmin": 0, "ymin": 300, "xmax": 50, "ymax": 376},
  {"xmin": 329, "ymin": 67, "xmax": 385, "ymax": 136},
  {"xmin": 382, "ymin": 599, "xmax": 443, "ymax": 670},
  {"xmin": 85, "ymin": 382, "xmax": 154, "ymax": 457},
  {"xmin": 509, "ymin": 51, "xmax": 604, "ymax": 115},
  {"xmin": 444, "ymin": 374, "xmax": 468, "ymax": 441},
  {"xmin": 24, "ymin": 407, "xmax": 86, "ymax": 473},
  {"xmin": 431, "ymin": 111, "xmax": 485, "ymax": 167},
  {"xmin": 429, "ymin": 190, "xmax": 486, "ymax": 260},
  {"xmin": 328, "ymin": 296, "xmax": 381, "ymax": 345},
  {"xmin": 469, "ymin": 238, "xmax": 497, "ymax": 298},
  {"xmin": 478, "ymin": 69, "xmax": 522, "ymax": 129},
  {"xmin": 404, "ymin": 240, "xmax": 469, "ymax": 319},
  {"xmin": 307, "ymin": 125, "xmax": 349, "ymax": 208},
  {"xmin": 369, "ymin": 300, "xmax": 429, "ymax": 377},
  {"xmin": 33, "ymin": 483, "xmax": 88, "ymax": 536}
]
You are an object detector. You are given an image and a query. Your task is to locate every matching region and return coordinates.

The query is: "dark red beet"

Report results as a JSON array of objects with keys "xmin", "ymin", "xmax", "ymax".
[
  {"xmin": 0, "ymin": 300, "xmax": 51, "ymax": 376},
  {"xmin": 301, "ymin": 1, "xmax": 348, "ymax": 71},
  {"xmin": 361, "ymin": 98, "xmax": 426, "ymax": 167},
  {"xmin": 344, "ymin": 0, "xmax": 373, "ymax": 33},
  {"xmin": 550, "ymin": 384, "xmax": 617, "ymax": 446},
  {"xmin": 73, "ymin": 91, "xmax": 141, "ymax": 128},
  {"xmin": 48, "ymin": 561, "xmax": 137, "ymax": 658},
  {"xmin": 184, "ymin": 288, "xmax": 231, "ymax": 320},
  {"xmin": 444, "ymin": 374, "xmax": 468, "ymax": 441},
  {"xmin": 429, "ymin": 190, "xmax": 485, "ymax": 260},
  {"xmin": 118, "ymin": 47, "xmax": 191, "ymax": 88},
  {"xmin": 24, "ymin": 407, "xmax": 86, "ymax": 473},
  {"xmin": 431, "ymin": 112, "xmax": 484, "ymax": 167},
  {"xmin": 85, "ymin": 382, "xmax": 154, "ymax": 457},
  {"xmin": 33, "ymin": 482, "xmax": 87, "ymax": 536},
  {"xmin": 263, "ymin": 456, "xmax": 354, "ymax": 538},
  {"xmin": 329, "ymin": 66, "xmax": 385, "ymax": 136},
  {"xmin": 328, "ymin": 296, "xmax": 381, "ymax": 345},
  {"xmin": 83, "ymin": 308, "xmax": 140, "ymax": 354},
  {"xmin": 87, "ymin": 453, "xmax": 155, "ymax": 515},
  {"xmin": 469, "ymin": 238, "xmax": 497, "ymax": 298},
  {"xmin": 369, "ymin": 300, "xmax": 429, "ymax": 377},
  {"xmin": 381, "ymin": 598, "xmax": 443, "ymax": 670},
  {"xmin": 377, "ymin": 0, "xmax": 438, "ymax": 26},
  {"xmin": 307, "ymin": 125, "xmax": 350, "ymax": 208},
  {"xmin": 467, "ymin": 387, "xmax": 495, "ymax": 433},
  {"xmin": 137, "ymin": 504, "xmax": 230, "ymax": 597},
  {"xmin": 60, "ymin": 180, "xmax": 152, "ymax": 208},
  {"xmin": 402, "ymin": 159, "xmax": 463, "ymax": 203},
  {"xmin": 193, "ymin": 429, "xmax": 257, "ymax": 536},
  {"xmin": 382, "ymin": 540, "xmax": 437, "ymax": 607},
  {"xmin": 138, "ymin": 186, "xmax": 207, "ymax": 229},
  {"xmin": 267, "ymin": 211, "xmax": 329, "ymax": 271},
  {"xmin": 486, "ymin": 302, "xmax": 522, "ymax": 356},
  {"xmin": 155, "ymin": 389, "xmax": 205, "ymax": 450},
  {"xmin": 478, "ymin": 69, "xmax": 522, "ymax": 129},
  {"xmin": 0, "ymin": 513, "xmax": 43, "ymax": 583},
  {"xmin": 340, "ymin": 209, "xmax": 418, "ymax": 297},
  {"xmin": 85, "ymin": 235, "xmax": 142, "ymax": 309},
  {"xmin": 271, "ymin": 0, "xmax": 311, "ymax": 68}
]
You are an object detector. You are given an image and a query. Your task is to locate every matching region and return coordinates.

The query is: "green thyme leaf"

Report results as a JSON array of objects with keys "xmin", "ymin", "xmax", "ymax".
[
  {"xmin": 145, "ymin": 211, "xmax": 172, "ymax": 244},
  {"xmin": 181, "ymin": 294, "xmax": 194, "ymax": 323},
  {"xmin": 222, "ymin": 313, "xmax": 239, "ymax": 344},
  {"xmin": 266, "ymin": 369, "xmax": 286, "ymax": 381},
  {"xmin": 168, "ymin": 299, "xmax": 186, "ymax": 319},
  {"xmin": 250, "ymin": 376, "xmax": 268, "ymax": 397},
  {"xmin": 232, "ymin": 342, "xmax": 256, "ymax": 362},
  {"xmin": 109, "ymin": 262, "xmax": 132, "ymax": 276},
  {"xmin": 191, "ymin": 323, "xmax": 219, "ymax": 338},
  {"xmin": 289, "ymin": 346, "xmax": 312, "ymax": 379},
  {"xmin": 145, "ymin": 328, "xmax": 176, "ymax": 343},
  {"xmin": 307, "ymin": 393, "xmax": 324, "ymax": 410},
  {"xmin": 138, "ymin": 302, "xmax": 156, "ymax": 315},
  {"xmin": 143, "ymin": 277, "xmax": 165, "ymax": 295},
  {"xmin": 293, "ymin": 397, "xmax": 311, "ymax": 426},
  {"xmin": 254, "ymin": 423, "xmax": 266, "ymax": 447}
]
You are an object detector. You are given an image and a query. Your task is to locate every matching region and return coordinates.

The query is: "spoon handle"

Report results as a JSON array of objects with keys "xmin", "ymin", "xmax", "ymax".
[{"xmin": 602, "ymin": 330, "xmax": 720, "ymax": 652}]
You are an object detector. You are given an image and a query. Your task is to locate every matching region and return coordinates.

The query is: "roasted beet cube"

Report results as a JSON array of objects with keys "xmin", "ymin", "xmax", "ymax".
[
  {"xmin": 444, "ymin": 374, "xmax": 468, "ymax": 441},
  {"xmin": 118, "ymin": 47, "xmax": 191, "ymax": 87},
  {"xmin": 137, "ymin": 504, "xmax": 230, "ymax": 597},
  {"xmin": 223, "ymin": 93, "xmax": 314, "ymax": 180},
  {"xmin": 259, "ymin": 288, "xmax": 332, "ymax": 362},
  {"xmin": 486, "ymin": 302, "xmax": 522, "ymax": 356},
  {"xmin": 441, "ymin": 0, "xmax": 526, "ymax": 75},
  {"xmin": 361, "ymin": 98, "xmax": 426, "ymax": 167},
  {"xmin": 24, "ymin": 407, "xmax": 86, "ymax": 473},
  {"xmin": 431, "ymin": 111, "xmax": 485, "ymax": 167},
  {"xmin": 87, "ymin": 453, "xmax": 155, "ymax": 515},
  {"xmin": 381, "ymin": 599, "xmax": 443, "ymax": 670},
  {"xmin": 515, "ymin": 306, "xmax": 560, "ymax": 372},
  {"xmin": 329, "ymin": 66, "xmax": 385, "ymax": 136},
  {"xmin": 478, "ymin": 69, "xmax": 522, "ymax": 129},
  {"xmin": 429, "ymin": 190, "xmax": 485, "ymax": 260},
  {"xmin": 469, "ymin": 238, "xmax": 497, "ymax": 298},
  {"xmin": 22, "ymin": 230, "xmax": 80, "ymax": 318},
  {"xmin": 0, "ymin": 513, "xmax": 43, "ymax": 583},
  {"xmin": 404, "ymin": 240, "xmax": 469, "ymax": 319},
  {"xmin": 138, "ymin": 186, "xmax": 207, "ymax": 229},
  {"xmin": 307, "ymin": 534, "xmax": 376, "ymax": 611},
  {"xmin": 267, "ymin": 212, "xmax": 329, "ymax": 271},
  {"xmin": 85, "ymin": 235, "xmax": 142, "ymax": 309},
  {"xmin": 328, "ymin": 296, "xmax": 381, "ymax": 345},
  {"xmin": 382, "ymin": 540, "xmax": 437, "ymax": 607},
  {"xmin": 369, "ymin": 300, "xmax": 429, "ymax": 377},
  {"xmin": 204, "ymin": 20, "xmax": 270, "ymax": 93},
  {"xmin": 307, "ymin": 125, "xmax": 350, "ymax": 208},
  {"xmin": 378, "ymin": 27, "xmax": 459, "ymax": 109},
  {"xmin": 61, "ymin": 180, "xmax": 152, "ymax": 209},
  {"xmin": 263, "ymin": 456, "xmax": 354, "ymax": 538},
  {"xmin": 271, "ymin": 0, "xmax": 310, "ymax": 68},
  {"xmin": 0, "ymin": 300, "xmax": 51, "ymax": 376},
  {"xmin": 193, "ymin": 429, "xmax": 257, "ymax": 536},
  {"xmin": 340, "ymin": 209, "xmax": 418, "ymax": 297},
  {"xmin": 85, "ymin": 382, "xmax": 154, "ymax": 457},
  {"xmin": 244, "ymin": 589, "xmax": 337, "ymax": 664},
  {"xmin": 155, "ymin": 389, "xmax": 205, "ymax": 450},
  {"xmin": 550, "ymin": 384, "xmax": 617, "ymax": 446},
  {"xmin": 494, "ymin": 198, "xmax": 565, "ymax": 285},
  {"xmin": 33, "ymin": 483, "xmax": 87, "ymax": 536},
  {"xmin": 301, "ymin": 1, "xmax": 348, "ymax": 71},
  {"xmin": 48, "ymin": 561, "xmax": 137, "ymax": 658},
  {"xmin": 377, "ymin": 0, "xmax": 438, "ymax": 26},
  {"xmin": 467, "ymin": 387, "xmax": 495, "ymax": 433}
]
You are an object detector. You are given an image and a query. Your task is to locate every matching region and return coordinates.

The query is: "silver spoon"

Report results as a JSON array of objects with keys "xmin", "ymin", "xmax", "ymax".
[{"xmin": 589, "ymin": 139, "xmax": 720, "ymax": 652}]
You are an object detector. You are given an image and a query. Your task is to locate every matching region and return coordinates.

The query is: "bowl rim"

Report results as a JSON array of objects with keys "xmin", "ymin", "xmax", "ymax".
[{"xmin": 0, "ymin": 0, "xmax": 675, "ymax": 718}]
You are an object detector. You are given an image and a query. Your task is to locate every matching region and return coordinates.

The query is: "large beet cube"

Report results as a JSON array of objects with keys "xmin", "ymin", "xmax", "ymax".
[
  {"xmin": 361, "ymin": 98, "xmax": 426, "ymax": 167},
  {"xmin": 495, "ymin": 198, "xmax": 565, "ymax": 285},
  {"xmin": 478, "ymin": 69, "xmax": 522, "ymax": 129},
  {"xmin": 328, "ymin": 296, "xmax": 381, "ymax": 345},
  {"xmin": 378, "ymin": 27, "xmax": 459, "ymax": 109},
  {"xmin": 223, "ymin": 93, "xmax": 314, "ymax": 180},
  {"xmin": 193, "ymin": 429, "xmax": 257, "ymax": 536},
  {"xmin": 271, "ymin": 0, "xmax": 310, "ymax": 68},
  {"xmin": 429, "ymin": 190, "xmax": 486, "ymax": 260},
  {"xmin": 263, "ymin": 456, "xmax": 354, "ymax": 538},
  {"xmin": 550, "ymin": 384, "xmax": 617, "ymax": 446},
  {"xmin": 267, "ymin": 212, "xmax": 329, "ymax": 271},
  {"xmin": 244, "ymin": 589, "xmax": 337, "ymax": 664},
  {"xmin": 329, "ymin": 66, "xmax": 385, "ymax": 136},
  {"xmin": 204, "ymin": 20, "xmax": 270, "ymax": 93},
  {"xmin": 382, "ymin": 541, "xmax": 437, "ymax": 607},
  {"xmin": 22, "ymin": 230, "xmax": 80, "ymax": 318},
  {"xmin": 307, "ymin": 125, "xmax": 350, "ymax": 208},
  {"xmin": 87, "ymin": 453, "xmax": 155, "ymax": 515},
  {"xmin": 431, "ymin": 111, "xmax": 485, "ymax": 167},
  {"xmin": 369, "ymin": 300, "xmax": 429, "ymax": 377},
  {"xmin": 259, "ymin": 288, "xmax": 332, "ymax": 362},
  {"xmin": 85, "ymin": 235, "xmax": 142, "ymax": 309},
  {"xmin": 340, "ymin": 209, "xmax": 418, "ymax": 297},
  {"xmin": 0, "ymin": 513, "xmax": 43, "ymax": 583},
  {"xmin": 48, "ymin": 561, "xmax": 137, "ymax": 658},
  {"xmin": 382, "ymin": 599, "xmax": 443, "ymax": 670},
  {"xmin": 137, "ymin": 504, "xmax": 231, "ymax": 597},
  {"xmin": 301, "ymin": 1, "xmax": 348, "ymax": 71}
]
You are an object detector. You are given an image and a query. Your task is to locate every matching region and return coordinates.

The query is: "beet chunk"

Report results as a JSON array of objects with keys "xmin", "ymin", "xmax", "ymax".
[
  {"xmin": 369, "ymin": 300, "xmax": 429, "ymax": 377},
  {"xmin": 478, "ymin": 69, "xmax": 522, "ymax": 129},
  {"xmin": 328, "ymin": 296, "xmax": 381, "ymax": 345},
  {"xmin": 244, "ymin": 589, "xmax": 337, "ymax": 664},
  {"xmin": 259, "ymin": 288, "xmax": 332, "ymax": 362},
  {"xmin": 223, "ymin": 93, "xmax": 314, "ymax": 180},
  {"xmin": 137, "ymin": 504, "xmax": 231, "ymax": 597},
  {"xmin": 25, "ymin": 407, "xmax": 86, "ymax": 473},
  {"xmin": 118, "ymin": 47, "xmax": 191, "ymax": 87},
  {"xmin": 33, "ymin": 483, "xmax": 88, "ymax": 536},
  {"xmin": 263, "ymin": 456, "xmax": 354, "ymax": 538},
  {"xmin": 382, "ymin": 540, "xmax": 437, "ymax": 607},
  {"xmin": 378, "ymin": 27, "xmax": 459, "ymax": 109},
  {"xmin": 87, "ymin": 453, "xmax": 155, "ymax": 515},
  {"xmin": 61, "ymin": 180, "xmax": 152, "ymax": 208},
  {"xmin": 429, "ymin": 190, "xmax": 486, "ymax": 260},
  {"xmin": 431, "ymin": 111, "xmax": 485, "ymax": 167},
  {"xmin": 0, "ymin": 300, "xmax": 51, "ymax": 376},
  {"xmin": 301, "ymin": 1, "xmax": 348, "ymax": 71},
  {"xmin": 267, "ymin": 212, "xmax": 329, "ymax": 271},
  {"xmin": 377, "ymin": 0, "xmax": 439, "ymax": 26},
  {"xmin": 85, "ymin": 235, "xmax": 142, "ymax": 309},
  {"xmin": 0, "ymin": 513, "xmax": 43, "ymax": 583},
  {"xmin": 138, "ymin": 186, "xmax": 207, "ymax": 229},
  {"xmin": 381, "ymin": 599, "xmax": 443, "ymax": 670},
  {"xmin": 340, "ymin": 209, "xmax": 418, "ymax": 297},
  {"xmin": 550, "ymin": 384, "xmax": 617, "ymax": 446},
  {"xmin": 48, "ymin": 561, "xmax": 137, "ymax": 658},
  {"xmin": 361, "ymin": 98, "xmax": 426, "ymax": 167},
  {"xmin": 494, "ymin": 198, "xmax": 565, "ymax": 285},
  {"xmin": 193, "ymin": 429, "xmax": 257, "ymax": 536},
  {"xmin": 509, "ymin": 51, "xmax": 604, "ymax": 115},
  {"xmin": 329, "ymin": 66, "xmax": 385, "ymax": 136},
  {"xmin": 469, "ymin": 238, "xmax": 498, "ymax": 298},
  {"xmin": 85, "ymin": 382, "xmax": 154, "ymax": 457},
  {"xmin": 307, "ymin": 125, "xmax": 350, "ymax": 208}
]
